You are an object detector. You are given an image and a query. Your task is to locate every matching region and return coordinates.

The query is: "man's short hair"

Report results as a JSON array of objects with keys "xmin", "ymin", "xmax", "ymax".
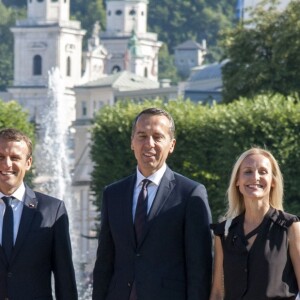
[
  {"xmin": 0, "ymin": 128, "xmax": 33, "ymax": 159},
  {"xmin": 131, "ymin": 107, "xmax": 175, "ymax": 139}
]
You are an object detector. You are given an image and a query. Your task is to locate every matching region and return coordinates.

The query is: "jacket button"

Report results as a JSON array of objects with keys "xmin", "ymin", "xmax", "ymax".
[
  {"xmin": 7, "ymin": 272, "xmax": 13, "ymax": 277},
  {"xmin": 127, "ymin": 282, "xmax": 131, "ymax": 287}
]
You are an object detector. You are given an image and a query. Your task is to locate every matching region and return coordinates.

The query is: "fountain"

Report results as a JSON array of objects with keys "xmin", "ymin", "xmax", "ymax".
[
  {"xmin": 34, "ymin": 67, "xmax": 92, "ymax": 300},
  {"xmin": 34, "ymin": 67, "xmax": 71, "ymax": 199}
]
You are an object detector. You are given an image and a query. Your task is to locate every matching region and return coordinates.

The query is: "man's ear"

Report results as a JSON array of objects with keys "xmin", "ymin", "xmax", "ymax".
[
  {"xmin": 26, "ymin": 156, "xmax": 32, "ymax": 171},
  {"xmin": 169, "ymin": 139, "xmax": 176, "ymax": 154}
]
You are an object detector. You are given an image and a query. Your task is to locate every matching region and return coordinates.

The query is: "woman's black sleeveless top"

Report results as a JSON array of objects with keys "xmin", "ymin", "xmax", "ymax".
[{"xmin": 211, "ymin": 208, "xmax": 299, "ymax": 300}]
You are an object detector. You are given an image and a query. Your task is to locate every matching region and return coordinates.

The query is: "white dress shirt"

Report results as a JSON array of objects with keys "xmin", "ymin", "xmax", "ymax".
[
  {"xmin": 0, "ymin": 183, "xmax": 26, "ymax": 244},
  {"xmin": 132, "ymin": 163, "xmax": 167, "ymax": 220}
]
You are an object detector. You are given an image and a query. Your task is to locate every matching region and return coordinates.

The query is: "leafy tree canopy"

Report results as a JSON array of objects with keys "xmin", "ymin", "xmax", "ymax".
[
  {"xmin": 0, "ymin": 99, "xmax": 34, "ymax": 140},
  {"xmin": 0, "ymin": 99, "xmax": 35, "ymax": 184},
  {"xmin": 221, "ymin": 0, "xmax": 300, "ymax": 102},
  {"xmin": 0, "ymin": 3, "xmax": 25, "ymax": 91},
  {"xmin": 70, "ymin": 0, "xmax": 106, "ymax": 48},
  {"xmin": 148, "ymin": 0, "xmax": 236, "ymax": 62},
  {"xmin": 158, "ymin": 43, "xmax": 182, "ymax": 84}
]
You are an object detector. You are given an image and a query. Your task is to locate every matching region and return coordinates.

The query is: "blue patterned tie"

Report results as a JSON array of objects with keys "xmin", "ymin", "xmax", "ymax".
[{"xmin": 2, "ymin": 196, "xmax": 14, "ymax": 260}]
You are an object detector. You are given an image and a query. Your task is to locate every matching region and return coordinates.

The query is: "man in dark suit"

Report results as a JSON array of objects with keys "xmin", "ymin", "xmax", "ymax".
[
  {"xmin": 0, "ymin": 128, "xmax": 77, "ymax": 300},
  {"xmin": 92, "ymin": 108, "xmax": 212, "ymax": 300}
]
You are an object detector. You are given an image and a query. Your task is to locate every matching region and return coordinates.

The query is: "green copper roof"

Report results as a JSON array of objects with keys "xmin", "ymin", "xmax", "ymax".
[{"xmin": 127, "ymin": 30, "xmax": 143, "ymax": 57}]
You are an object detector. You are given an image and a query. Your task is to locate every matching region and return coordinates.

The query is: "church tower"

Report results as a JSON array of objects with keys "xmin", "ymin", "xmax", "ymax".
[
  {"xmin": 9, "ymin": 0, "xmax": 85, "ymax": 124},
  {"xmin": 27, "ymin": 0, "xmax": 70, "ymax": 22},
  {"xmin": 106, "ymin": 0, "xmax": 148, "ymax": 34},
  {"xmin": 101, "ymin": 0, "xmax": 161, "ymax": 81}
]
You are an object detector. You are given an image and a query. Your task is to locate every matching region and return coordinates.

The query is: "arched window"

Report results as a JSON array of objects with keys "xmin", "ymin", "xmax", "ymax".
[
  {"xmin": 129, "ymin": 9, "xmax": 136, "ymax": 16},
  {"xmin": 144, "ymin": 68, "xmax": 148, "ymax": 78},
  {"xmin": 33, "ymin": 55, "xmax": 42, "ymax": 75},
  {"xmin": 112, "ymin": 65, "xmax": 121, "ymax": 73},
  {"xmin": 82, "ymin": 101, "xmax": 87, "ymax": 117},
  {"xmin": 66, "ymin": 56, "xmax": 71, "ymax": 77}
]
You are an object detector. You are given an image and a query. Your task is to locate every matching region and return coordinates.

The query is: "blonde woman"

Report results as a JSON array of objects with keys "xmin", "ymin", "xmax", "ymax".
[{"xmin": 210, "ymin": 148, "xmax": 300, "ymax": 300}]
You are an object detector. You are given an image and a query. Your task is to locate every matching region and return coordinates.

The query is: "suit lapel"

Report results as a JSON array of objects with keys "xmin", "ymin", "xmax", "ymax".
[
  {"xmin": 138, "ymin": 167, "xmax": 175, "ymax": 247},
  {"xmin": 123, "ymin": 174, "xmax": 137, "ymax": 248},
  {"xmin": 148, "ymin": 168, "xmax": 175, "ymax": 221},
  {"xmin": 10, "ymin": 187, "xmax": 38, "ymax": 264}
]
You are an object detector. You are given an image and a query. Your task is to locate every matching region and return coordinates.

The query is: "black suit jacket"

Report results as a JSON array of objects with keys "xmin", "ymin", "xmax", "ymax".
[
  {"xmin": 93, "ymin": 166, "xmax": 212, "ymax": 300},
  {"xmin": 0, "ymin": 185, "xmax": 77, "ymax": 300}
]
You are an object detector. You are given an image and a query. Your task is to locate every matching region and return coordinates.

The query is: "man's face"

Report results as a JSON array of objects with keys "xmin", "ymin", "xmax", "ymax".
[
  {"xmin": 0, "ymin": 139, "xmax": 32, "ymax": 195},
  {"xmin": 131, "ymin": 114, "xmax": 176, "ymax": 177}
]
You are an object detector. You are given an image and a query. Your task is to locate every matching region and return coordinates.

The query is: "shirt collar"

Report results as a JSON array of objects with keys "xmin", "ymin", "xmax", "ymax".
[
  {"xmin": 136, "ymin": 163, "xmax": 167, "ymax": 187},
  {"xmin": 0, "ymin": 182, "xmax": 26, "ymax": 203}
]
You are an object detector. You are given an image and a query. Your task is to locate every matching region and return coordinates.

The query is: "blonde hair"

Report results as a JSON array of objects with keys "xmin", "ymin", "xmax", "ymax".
[{"xmin": 225, "ymin": 147, "xmax": 284, "ymax": 218}]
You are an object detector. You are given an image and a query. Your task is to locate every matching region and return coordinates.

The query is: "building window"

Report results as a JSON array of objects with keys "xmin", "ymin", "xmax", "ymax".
[
  {"xmin": 129, "ymin": 9, "xmax": 136, "ymax": 16},
  {"xmin": 82, "ymin": 101, "xmax": 87, "ymax": 117},
  {"xmin": 66, "ymin": 56, "xmax": 71, "ymax": 77},
  {"xmin": 115, "ymin": 10, "xmax": 122, "ymax": 15},
  {"xmin": 144, "ymin": 68, "xmax": 148, "ymax": 78},
  {"xmin": 33, "ymin": 55, "xmax": 42, "ymax": 75},
  {"xmin": 108, "ymin": 10, "xmax": 111, "ymax": 16},
  {"xmin": 51, "ymin": 0, "xmax": 58, "ymax": 2},
  {"xmin": 112, "ymin": 65, "xmax": 121, "ymax": 73},
  {"xmin": 93, "ymin": 100, "xmax": 96, "ymax": 116},
  {"xmin": 37, "ymin": 0, "xmax": 44, "ymax": 2}
]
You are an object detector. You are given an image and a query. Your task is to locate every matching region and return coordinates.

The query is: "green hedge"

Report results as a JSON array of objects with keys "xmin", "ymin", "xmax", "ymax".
[{"xmin": 91, "ymin": 94, "xmax": 300, "ymax": 221}]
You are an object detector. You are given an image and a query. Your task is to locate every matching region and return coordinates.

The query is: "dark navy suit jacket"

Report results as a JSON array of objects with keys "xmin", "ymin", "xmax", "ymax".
[
  {"xmin": 0, "ymin": 185, "xmax": 77, "ymax": 300},
  {"xmin": 93, "ymin": 166, "xmax": 212, "ymax": 300}
]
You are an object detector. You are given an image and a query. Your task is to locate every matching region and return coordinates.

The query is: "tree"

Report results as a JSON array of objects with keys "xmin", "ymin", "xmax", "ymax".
[
  {"xmin": 148, "ymin": 0, "xmax": 236, "ymax": 62},
  {"xmin": 158, "ymin": 43, "xmax": 181, "ymax": 84},
  {"xmin": 71, "ymin": 0, "xmax": 106, "ymax": 48},
  {"xmin": 221, "ymin": 0, "xmax": 300, "ymax": 102},
  {"xmin": 0, "ymin": 99, "xmax": 35, "ymax": 186},
  {"xmin": 0, "ymin": 3, "xmax": 25, "ymax": 91},
  {"xmin": 0, "ymin": 99, "xmax": 34, "ymax": 139},
  {"xmin": 0, "ymin": 99, "xmax": 35, "ymax": 183}
]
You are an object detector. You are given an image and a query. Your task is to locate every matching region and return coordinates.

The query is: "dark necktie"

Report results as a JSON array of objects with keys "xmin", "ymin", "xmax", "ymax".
[
  {"xmin": 134, "ymin": 179, "xmax": 151, "ymax": 244},
  {"xmin": 130, "ymin": 180, "xmax": 151, "ymax": 300},
  {"xmin": 2, "ymin": 196, "xmax": 14, "ymax": 260}
]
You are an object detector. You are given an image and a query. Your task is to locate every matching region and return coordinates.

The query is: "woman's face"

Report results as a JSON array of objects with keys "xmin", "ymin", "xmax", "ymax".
[{"xmin": 236, "ymin": 154, "xmax": 274, "ymax": 203}]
